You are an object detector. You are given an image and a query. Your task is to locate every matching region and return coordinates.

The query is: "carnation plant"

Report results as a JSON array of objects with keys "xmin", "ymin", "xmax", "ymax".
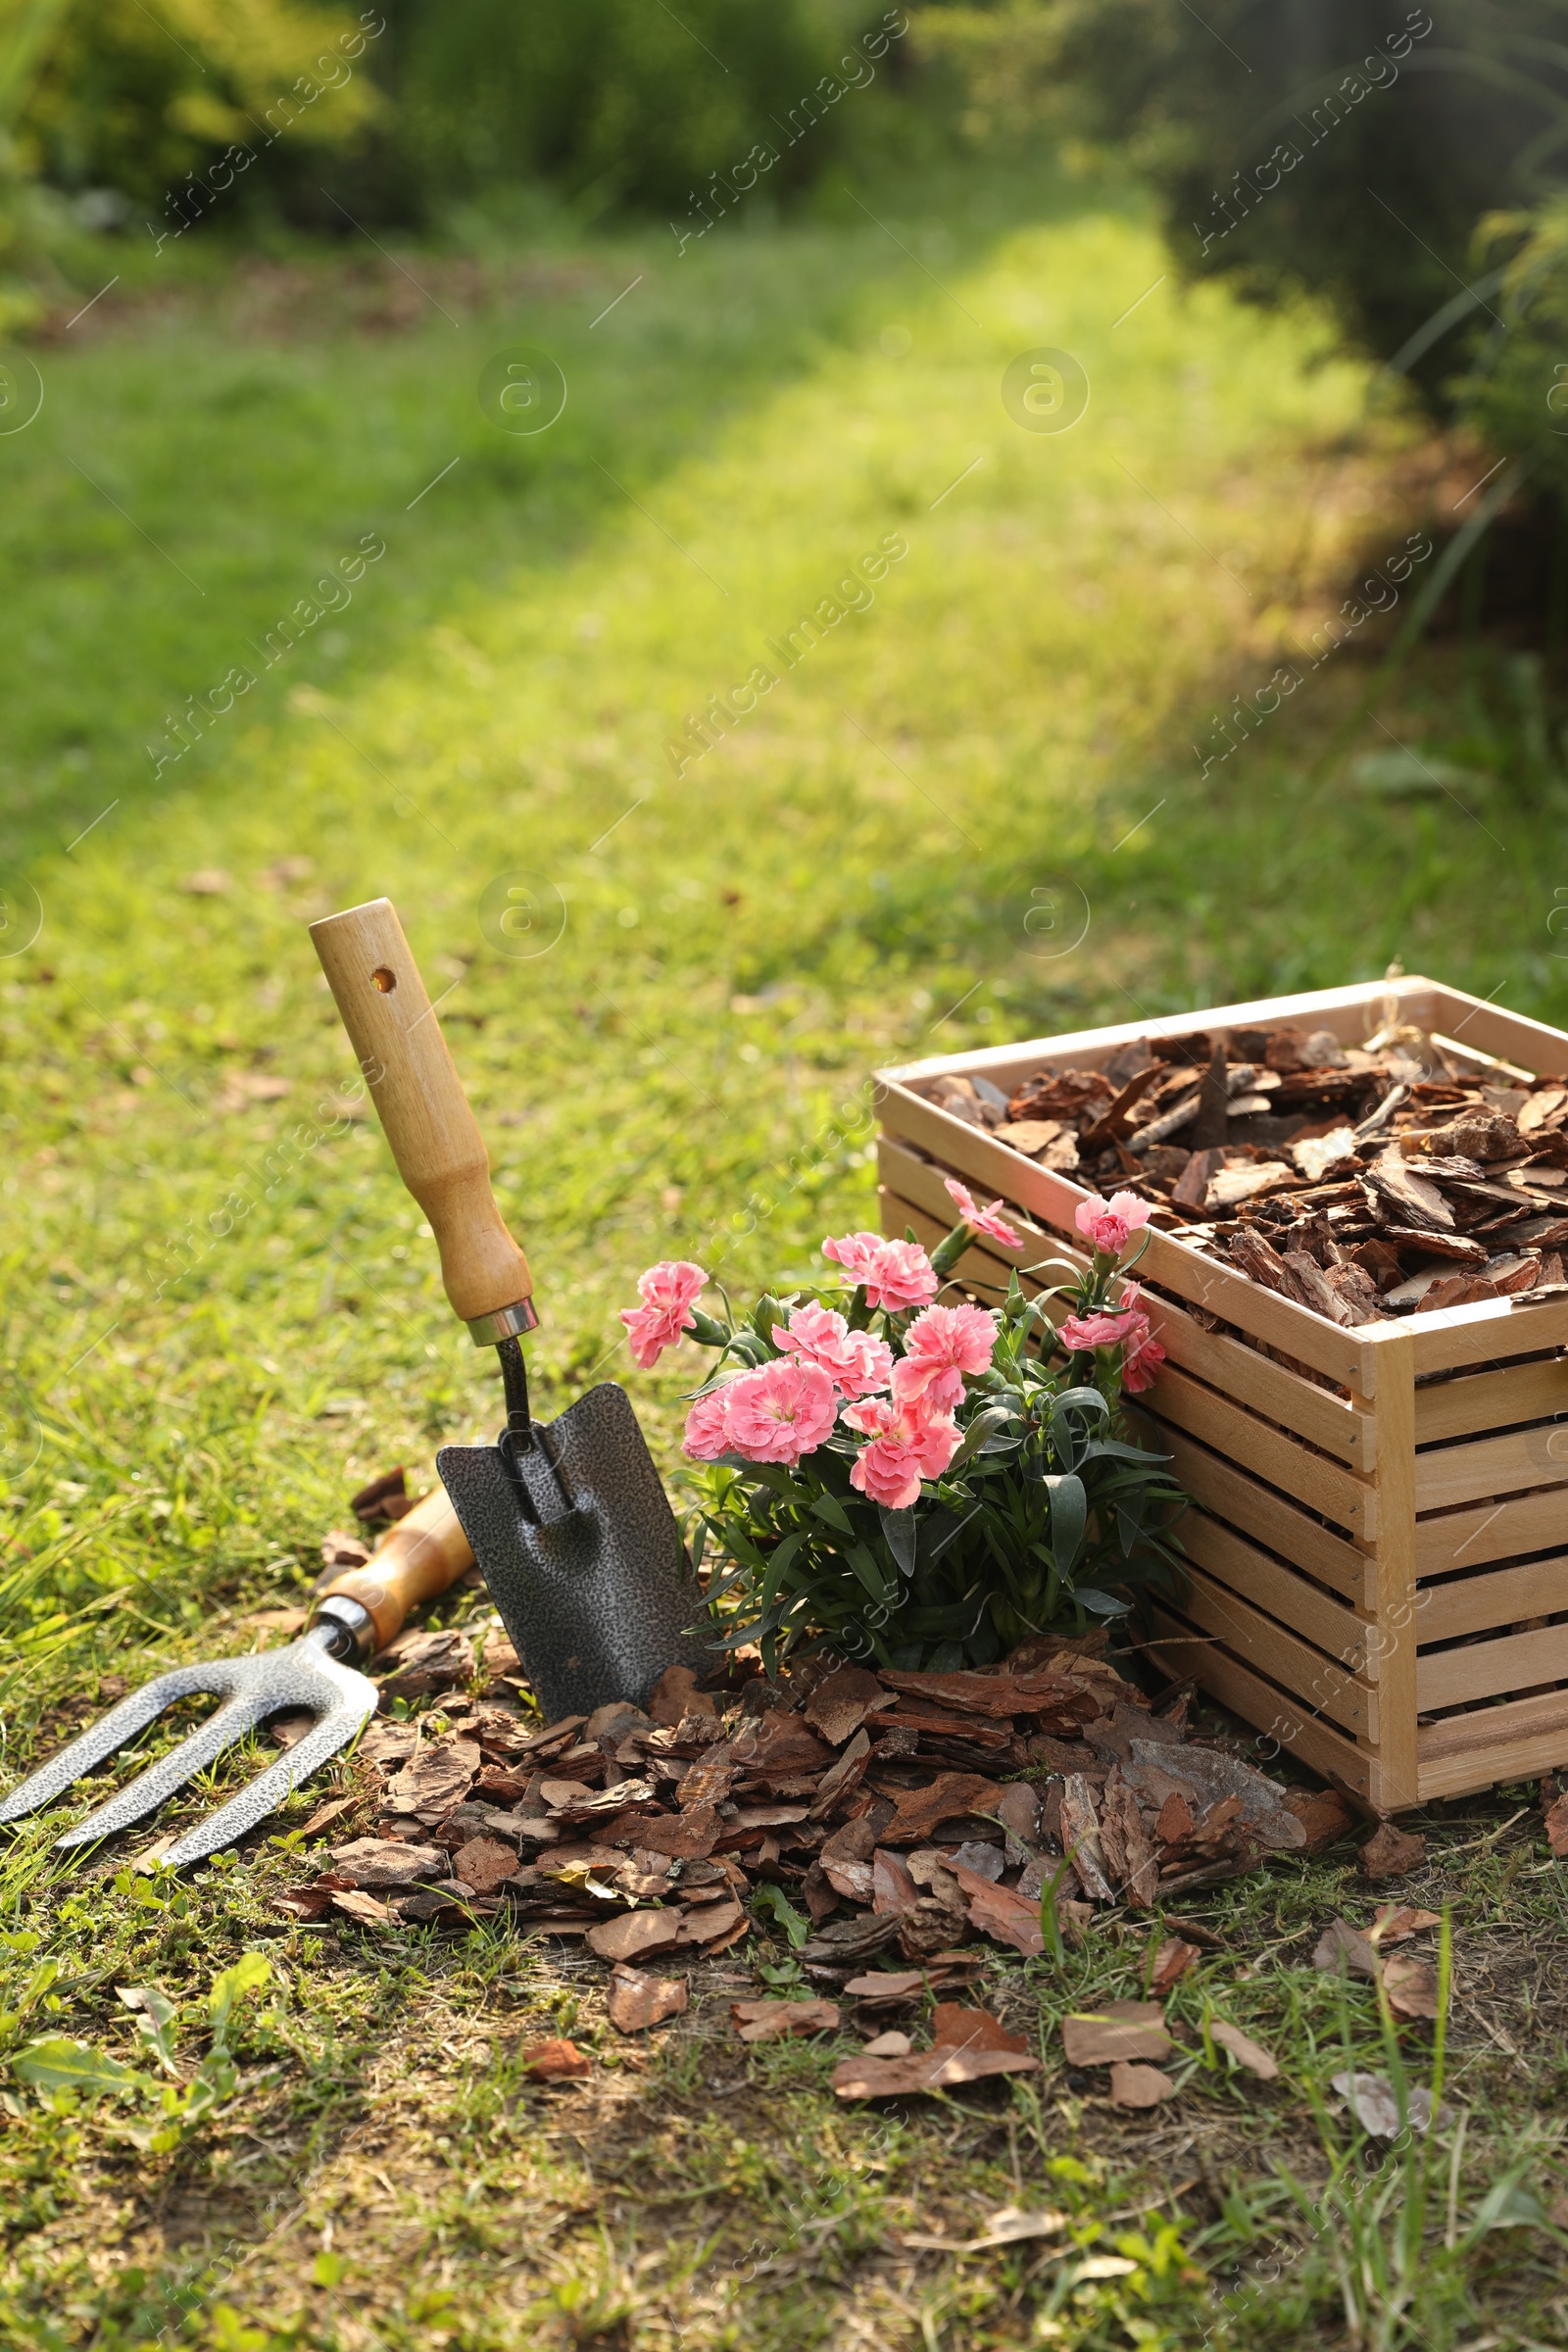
[{"xmin": 619, "ymin": 1181, "xmax": 1188, "ymax": 1673}]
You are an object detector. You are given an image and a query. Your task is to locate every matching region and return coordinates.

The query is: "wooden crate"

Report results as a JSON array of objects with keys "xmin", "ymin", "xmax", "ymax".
[{"xmin": 875, "ymin": 976, "xmax": 1568, "ymax": 1812}]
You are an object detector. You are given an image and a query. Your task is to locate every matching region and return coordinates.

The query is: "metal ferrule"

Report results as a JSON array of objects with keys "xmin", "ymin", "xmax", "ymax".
[
  {"xmin": 311, "ymin": 1595, "xmax": 376, "ymax": 1662},
  {"xmin": 466, "ymin": 1297, "xmax": 540, "ymax": 1347}
]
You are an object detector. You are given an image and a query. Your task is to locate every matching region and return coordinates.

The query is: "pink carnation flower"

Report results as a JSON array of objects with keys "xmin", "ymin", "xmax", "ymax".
[
  {"xmin": 944, "ymin": 1176, "xmax": 1020, "ymax": 1250},
  {"xmin": 721, "ymin": 1358, "xmax": 838, "ymax": 1466},
  {"xmin": 1121, "ymin": 1319, "xmax": 1166, "ymax": 1394},
  {"xmin": 772, "ymin": 1301, "xmax": 893, "ymax": 1399},
  {"xmin": 891, "ymin": 1300, "xmax": 1000, "ymax": 1413},
  {"xmin": 843, "ymin": 1394, "xmax": 960, "ymax": 1509},
  {"xmin": 682, "ymin": 1383, "xmax": 738, "ymax": 1461},
  {"xmin": 1060, "ymin": 1307, "xmax": 1129, "ymax": 1351},
  {"xmin": 822, "ymin": 1231, "xmax": 937, "ymax": 1313},
  {"xmin": 620, "ymin": 1258, "xmax": 708, "ymax": 1369},
  {"xmin": 1074, "ymin": 1191, "xmax": 1152, "ymax": 1258},
  {"xmin": 1113, "ymin": 1292, "xmax": 1165, "ymax": 1391}
]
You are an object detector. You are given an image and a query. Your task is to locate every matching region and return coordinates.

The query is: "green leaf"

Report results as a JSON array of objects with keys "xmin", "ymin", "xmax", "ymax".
[
  {"xmin": 1074, "ymin": 1589, "xmax": 1132, "ymax": 1618},
  {"xmin": 1044, "ymin": 1474, "xmax": 1087, "ymax": 1571},
  {"xmin": 879, "ymin": 1505, "xmax": 917, "ymax": 1575},
  {"xmin": 751, "ymin": 1883, "xmax": 809, "ymax": 1947},
  {"xmin": 811, "ymin": 1492, "xmax": 855, "ymax": 1535},
  {"xmin": 11, "ymin": 2035, "xmax": 141, "ymax": 2101},
  {"xmin": 208, "ymin": 1952, "xmax": 270, "ymax": 2049}
]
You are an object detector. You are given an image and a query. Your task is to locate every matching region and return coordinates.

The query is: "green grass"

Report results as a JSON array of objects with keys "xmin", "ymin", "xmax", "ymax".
[{"xmin": 3, "ymin": 142, "xmax": 1568, "ymax": 2348}]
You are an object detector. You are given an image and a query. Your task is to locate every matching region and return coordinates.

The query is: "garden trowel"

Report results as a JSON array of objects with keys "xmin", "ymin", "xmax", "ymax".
[{"xmin": 311, "ymin": 899, "xmax": 712, "ymax": 1721}]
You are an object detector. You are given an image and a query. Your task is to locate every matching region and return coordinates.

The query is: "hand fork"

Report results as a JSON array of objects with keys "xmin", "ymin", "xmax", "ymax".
[{"xmin": 0, "ymin": 1486, "xmax": 472, "ymax": 1867}]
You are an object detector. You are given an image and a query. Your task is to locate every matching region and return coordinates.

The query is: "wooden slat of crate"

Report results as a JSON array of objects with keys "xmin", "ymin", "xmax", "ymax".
[
  {"xmin": 1172, "ymin": 1561, "xmax": 1375, "ymax": 1739},
  {"xmin": 1417, "ymin": 1622, "xmax": 1568, "ymax": 1712},
  {"xmin": 886, "ymin": 976, "xmax": 1422, "ymax": 1094},
  {"xmin": 878, "ymin": 1081, "xmax": 1378, "ymax": 1392},
  {"xmin": 1413, "ymin": 1355, "xmax": 1568, "ymax": 1446},
  {"xmin": 1362, "ymin": 1324, "xmax": 1419, "ymax": 1807},
  {"xmin": 879, "ymin": 1137, "xmax": 1377, "ymax": 1470},
  {"xmin": 1138, "ymin": 1364, "xmax": 1374, "ymax": 1541},
  {"xmin": 1406, "ymin": 1295, "xmax": 1568, "ymax": 1377},
  {"xmin": 1415, "ymin": 1555, "xmax": 1568, "ymax": 1644},
  {"xmin": 1419, "ymin": 1687, "xmax": 1568, "ymax": 1799},
  {"xmin": 1417, "ymin": 984, "xmax": 1568, "ymax": 1080},
  {"xmin": 1413, "ymin": 1425, "xmax": 1568, "ymax": 1513},
  {"xmin": 1129, "ymin": 1414, "xmax": 1375, "ymax": 1608},
  {"xmin": 1183, "ymin": 1511, "xmax": 1375, "ymax": 1677},
  {"xmin": 1147, "ymin": 1602, "xmax": 1376, "ymax": 1801},
  {"xmin": 1415, "ymin": 1490, "xmax": 1568, "ymax": 1578}
]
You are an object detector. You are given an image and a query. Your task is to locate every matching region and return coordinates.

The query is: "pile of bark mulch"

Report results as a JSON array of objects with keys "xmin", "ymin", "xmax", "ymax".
[
  {"xmin": 916, "ymin": 1017, "xmax": 1568, "ymax": 1329},
  {"xmin": 275, "ymin": 1627, "xmax": 1361, "ymax": 1969}
]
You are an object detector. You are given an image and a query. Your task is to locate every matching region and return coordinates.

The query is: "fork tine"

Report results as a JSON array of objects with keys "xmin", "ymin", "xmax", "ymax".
[
  {"xmin": 54, "ymin": 1689, "xmax": 268, "ymax": 1848},
  {"xmin": 0, "ymin": 1662, "xmax": 237, "ymax": 1825},
  {"xmin": 162, "ymin": 1699, "xmax": 372, "ymax": 1868}
]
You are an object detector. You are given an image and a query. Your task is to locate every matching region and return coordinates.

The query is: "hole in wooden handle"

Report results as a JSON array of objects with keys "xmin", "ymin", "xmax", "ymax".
[{"xmin": 371, "ymin": 965, "xmax": 397, "ymax": 993}]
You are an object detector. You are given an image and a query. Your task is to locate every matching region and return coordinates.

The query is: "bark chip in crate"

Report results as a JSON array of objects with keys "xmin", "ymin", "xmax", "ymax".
[{"xmin": 876, "ymin": 976, "xmax": 1568, "ymax": 1810}]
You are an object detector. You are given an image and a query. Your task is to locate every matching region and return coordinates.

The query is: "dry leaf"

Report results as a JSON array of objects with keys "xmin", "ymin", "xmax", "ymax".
[
  {"xmin": 1359, "ymin": 1823, "xmax": 1426, "ymax": 1880},
  {"xmin": 1210, "ymin": 2020, "xmax": 1279, "ymax": 2080},
  {"xmin": 606, "ymin": 1967, "xmax": 687, "ymax": 2033},
  {"xmin": 831, "ymin": 2044, "xmax": 1039, "ymax": 2100},
  {"xmin": 952, "ymin": 1863, "xmax": 1046, "ymax": 1957},
  {"xmin": 519, "ymin": 2038, "xmax": 591, "ymax": 2081},
  {"xmin": 1060, "ymin": 2002, "xmax": 1172, "ymax": 2065},
  {"xmin": 730, "ymin": 1998, "xmax": 841, "ymax": 2043},
  {"xmin": 843, "ymin": 1970, "xmax": 926, "ymax": 2001},
  {"xmin": 900, "ymin": 2206, "xmax": 1067, "ymax": 2254},
  {"xmin": 881, "ymin": 1773, "xmax": 1005, "ymax": 1845},
  {"xmin": 872, "ymin": 1847, "xmax": 919, "ymax": 1916},
  {"xmin": 1109, "ymin": 2060, "xmax": 1174, "ymax": 2108},
  {"xmin": 1332, "ymin": 2070, "xmax": 1451, "ymax": 2137},
  {"xmin": 1370, "ymin": 1904, "xmax": 1442, "ymax": 1944},
  {"xmin": 584, "ymin": 1910, "xmax": 684, "ymax": 1962},
  {"xmin": 1150, "ymin": 1937, "xmax": 1200, "ymax": 1995},
  {"xmin": 1313, "ymin": 1917, "xmax": 1378, "ymax": 1979},
  {"xmin": 930, "ymin": 2003, "xmax": 1029, "ymax": 2055},
  {"xmin": 1544, "ymin": 1790, "xmax": 1568, "ymax": 1859},
  {"xmin": 1382, "ymin": 1956, "xmax": 1441, "ymax": 2022}
]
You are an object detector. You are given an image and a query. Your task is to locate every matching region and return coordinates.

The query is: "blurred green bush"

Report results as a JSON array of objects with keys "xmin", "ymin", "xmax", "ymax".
[
  {"xmin": 914, "ymin": 1, "xmax": 1568, "ymax": 411},
  {"xmin": 2, "ymin": 0, "xmax": 902, "ymax": 236},
  {"xmin": 376, "ymin": 0, "xmax": 896, "ymax": 219}
]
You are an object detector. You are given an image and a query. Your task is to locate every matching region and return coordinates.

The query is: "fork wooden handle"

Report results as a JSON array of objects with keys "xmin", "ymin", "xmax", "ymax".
[
  {"xmin": 310, "ymin": 898, "xmax": 535, "ymax": 1337},
  {"xmin": 316, "ymin": 1486, "xmax": 474, "ymax": 1654}
]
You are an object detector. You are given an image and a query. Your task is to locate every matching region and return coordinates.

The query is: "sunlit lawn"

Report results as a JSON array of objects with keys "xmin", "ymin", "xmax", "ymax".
[{"xmin": 1, "ymin": 146, "xmax": 1566, "ymax": 2349}]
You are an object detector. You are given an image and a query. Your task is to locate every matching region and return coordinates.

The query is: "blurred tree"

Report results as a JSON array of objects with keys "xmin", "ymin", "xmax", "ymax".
[
  {"xmin": 14, "ymin": 0, "xmax": 381, "ymax": 210},
  {"xmin": 369, "ymin": 0, "xmax": 890, "ymax": 221},
  {"xmin": 912, "ymin": 0, "xmax": 1568, "ymax": 410}
]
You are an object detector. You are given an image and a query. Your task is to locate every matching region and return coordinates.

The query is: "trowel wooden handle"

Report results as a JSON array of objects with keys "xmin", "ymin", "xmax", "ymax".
[
  {"xmin": 310, "ymin": 898, "xmax": 535, "ymax": 1336},
  {"xmin": 316, "ymin": 1485, "xmax": 474, "ymax": 1655}
]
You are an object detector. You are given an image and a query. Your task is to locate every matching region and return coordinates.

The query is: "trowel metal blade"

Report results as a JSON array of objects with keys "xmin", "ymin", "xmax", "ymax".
[{"xmin": 437, "ymin": 1381, "xmax": 717, "ymax": 1722}]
